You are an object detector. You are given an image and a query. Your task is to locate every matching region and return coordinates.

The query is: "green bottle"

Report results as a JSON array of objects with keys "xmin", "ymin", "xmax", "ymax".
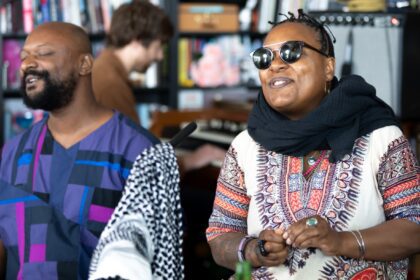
[{"xmin": 235, "ymin": 260, "xmax": 251, "ymax": 280}]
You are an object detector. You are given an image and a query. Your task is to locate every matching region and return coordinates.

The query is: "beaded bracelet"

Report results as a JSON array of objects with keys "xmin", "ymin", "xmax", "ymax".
[
  {"xmin": 350, "ymin": 230, "xmax": 366, "ymax": 260},
  {"xmin": 238, "ymin": 235, "xmax": 256, "ymax": 262}
]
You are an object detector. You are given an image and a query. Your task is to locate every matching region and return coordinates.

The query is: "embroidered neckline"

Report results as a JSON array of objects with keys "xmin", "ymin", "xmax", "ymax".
[{"xmin": 303, "ymin": 150, "xmax": 327, "ymax": 179}]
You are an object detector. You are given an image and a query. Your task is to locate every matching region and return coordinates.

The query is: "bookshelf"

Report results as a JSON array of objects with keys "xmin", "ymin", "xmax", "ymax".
[
  {"xmin": 0, "ymin": 0, "xmax": 271, "ymax": 144},
  {"xmin": 174, "ymin": 0, "xmax": 280, "ymax": 111},
  {"xmin": 0, "ymin": 0, "xmax": 178, "ymax": 143}
]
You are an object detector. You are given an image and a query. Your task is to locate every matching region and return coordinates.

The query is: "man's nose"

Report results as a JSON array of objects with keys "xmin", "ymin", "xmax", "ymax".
[
  {"xmin": 156, "ymin": 49, "xmax": 164, "ymax": 61},
  {"xmin": 20, "ymin": 55, "xmax": 38, "ymax": 72}
]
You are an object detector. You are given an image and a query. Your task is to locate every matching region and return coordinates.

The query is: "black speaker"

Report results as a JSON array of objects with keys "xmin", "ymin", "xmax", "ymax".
[{"xmin": 311, "ymin": 12, "xmax": 420, "ymax": 121}]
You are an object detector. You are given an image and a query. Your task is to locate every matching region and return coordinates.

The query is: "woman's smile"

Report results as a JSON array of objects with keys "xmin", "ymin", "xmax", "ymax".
[{"xmin": 269, "ymin": 77, "xmax": 293, "ymax": 89}]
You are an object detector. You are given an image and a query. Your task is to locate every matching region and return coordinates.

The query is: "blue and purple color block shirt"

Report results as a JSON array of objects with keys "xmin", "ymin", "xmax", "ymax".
[{"xmin": 0, "ymin": 112, "xmax": 158, "ymax": 279}]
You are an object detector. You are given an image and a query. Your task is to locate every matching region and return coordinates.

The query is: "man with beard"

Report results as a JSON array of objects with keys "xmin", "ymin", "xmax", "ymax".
[
  {"xmin": 0, "ymin": 22, "xmax": 158, "ymax": 279},
  {"xmin": 92, "ymin": 1, "xmax": 226, "ymax": 176}
]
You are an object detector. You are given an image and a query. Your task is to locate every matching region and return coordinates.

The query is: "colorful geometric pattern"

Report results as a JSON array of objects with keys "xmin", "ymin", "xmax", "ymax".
[
  {"xmin": 0, "ymin": 112, "xmax": 157, "ymax": 279},
  {"xmin": 377, "ymin": 136, "xmax": 419, "ymax": 224},
  {"xmin": 206, "ymin": 147, "xmax": 249, "ymax": 241}
]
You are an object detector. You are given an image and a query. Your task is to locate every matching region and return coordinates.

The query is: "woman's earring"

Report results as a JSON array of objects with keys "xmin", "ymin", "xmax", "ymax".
[{"xmin": 325, "ymin": 82, "xmax": 331, "ymax": 95}]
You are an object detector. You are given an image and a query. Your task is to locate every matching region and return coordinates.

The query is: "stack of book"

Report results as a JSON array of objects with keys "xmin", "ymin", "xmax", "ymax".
[{"xmin": 0, "ymin": 0, "xmax": 137, "ymax": 34}]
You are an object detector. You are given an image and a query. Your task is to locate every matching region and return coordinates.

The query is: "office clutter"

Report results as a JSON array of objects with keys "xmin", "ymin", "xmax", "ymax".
[{"xmin": 310, "ymin": 11, "xmax": 420, "ymax": 121}]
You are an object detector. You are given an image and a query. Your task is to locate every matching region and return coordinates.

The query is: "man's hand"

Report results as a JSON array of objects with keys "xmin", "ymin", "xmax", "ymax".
[{"xmin": 180, "ymin": 144, "xmax": 226, "ymax": 172}]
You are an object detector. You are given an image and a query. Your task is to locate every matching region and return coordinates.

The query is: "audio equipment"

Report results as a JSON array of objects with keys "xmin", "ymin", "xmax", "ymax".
[
  {"xmin": 169, "ymin": 121, "xmax": 198, "ymax": 147},
  {"xmin": 311, "ymin": 12, "xmax": 420, "ymax": 120}
]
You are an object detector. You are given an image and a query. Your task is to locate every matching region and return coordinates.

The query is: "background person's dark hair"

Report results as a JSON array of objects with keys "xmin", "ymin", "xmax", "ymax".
[
  {"xmin": 271, "ymin": 9, "xmax": 335, "ymax": 58},
  {"xmin": 106, "ymin": 0, "xmax": 174, "ymax": 48}
]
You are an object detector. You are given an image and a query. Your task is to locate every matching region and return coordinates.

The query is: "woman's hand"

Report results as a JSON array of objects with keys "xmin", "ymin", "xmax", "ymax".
[
  {"xmin": 247, "ymin": 228, "xmax": 288, "ymax": 267},
  {"xmin": 282, "ymin": 215, "xmax": 342, "ymax": 256}
]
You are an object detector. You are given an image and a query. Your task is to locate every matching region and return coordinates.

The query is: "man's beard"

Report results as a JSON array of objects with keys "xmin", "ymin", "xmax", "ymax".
[{"xmin": 21, "ymin": 69, "xmax": 77, "ymax": 111}]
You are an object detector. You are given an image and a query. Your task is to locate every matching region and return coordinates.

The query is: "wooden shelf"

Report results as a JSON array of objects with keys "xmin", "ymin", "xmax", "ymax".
[
  {"xmin": 178, "ymin": 31, "xmax": 266, "ymax": 37},
  {"xmin": 133, "ymin": 86, "xmax": 170, "ymax": 105},
  {"xmin": 3, "ymin": 89, "xmax": 22, "ymax": 98},
  {"xmin": 2, "ymin": 33, "xmax": 107, "ymax": 41},
  {"xmin": 2, "ymin": 87, "xmax": 170, "ymax": 104},
  {"xmin": 179, "ymin": 85, "xmax": 260, "ymax": 90},
  {"xmin": 1, "ymin": 33, "xmax": 27, "ymax": 39}
]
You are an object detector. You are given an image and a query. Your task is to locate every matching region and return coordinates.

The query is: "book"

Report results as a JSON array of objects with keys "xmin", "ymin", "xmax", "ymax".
[
  {"xmin": 178, "ymin": 89, "xmax": 204, "ymax": 110},
  {"xmin": 11, "ymin": 0, "xmax": 23, "ymax": 33},
  {"xmin": 79, "ymin": 0, "xmax": 90, "ymax": 30},
  {"xmin": 87, "ymin": 0, "xmax": 98, "ymax": 32},
  {"xmin": 2, "ymin": 39, "xmax": 23, "ymax": 90},
  {"xmin": 40, "ymin": 0, "xmax": 50, "ymax": 23},
  {"xmin": 100, "ymin": 0, "xmax": 111, "ymax": 31},
  {"xmin": 0, "ymin": 6, "xmax": 7, "ymax": 33},
  {"xmin": 22, "ymin": 0, "xmax": 33, "ymax": 33},
  {"xmin": 93, "ymin": 0, "xmax": 104, "ymax": 32}
]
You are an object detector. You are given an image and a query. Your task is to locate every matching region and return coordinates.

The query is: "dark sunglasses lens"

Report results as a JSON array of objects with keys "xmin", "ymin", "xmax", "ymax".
[
  {"xmin": 280, "ymin": 42, "xmax": 302, "ymax": 63},
  {"xmin": 252, "ymin": 48, "xmax": 273, "ymax": 69}
]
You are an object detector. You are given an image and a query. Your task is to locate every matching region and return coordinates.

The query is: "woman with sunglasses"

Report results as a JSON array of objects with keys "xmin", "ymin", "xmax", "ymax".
[{"xmin": 206, "ymin": 9, "xmax": 419, "ymax": 279}]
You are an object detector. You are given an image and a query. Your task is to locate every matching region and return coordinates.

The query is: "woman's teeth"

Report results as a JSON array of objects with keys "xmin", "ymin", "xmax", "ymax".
[{"xmin": 274, "ymin": 80, "xmax": 285, "ymax": 86}]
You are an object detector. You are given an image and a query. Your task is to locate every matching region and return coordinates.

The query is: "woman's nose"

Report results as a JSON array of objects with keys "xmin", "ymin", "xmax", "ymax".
[{"xmin": 269, "ymin": 51, "xmax": 288, "ymax": 72}]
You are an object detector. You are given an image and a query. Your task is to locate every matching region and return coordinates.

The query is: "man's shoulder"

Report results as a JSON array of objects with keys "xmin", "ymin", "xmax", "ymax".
[
  {"xmin": 93, "ymin": 49, "xmax": 120, "ymax": 73},
  {"xmin": 111, "ymin": 112, "xmax": 159, "ymax": 145},
  {"xmin": 2, "ymin": 119, "xmax": 45, "ymax": 155},
  {"xmin": 98, "ymin": 112, "xmax": 159, "ymax": 163}
]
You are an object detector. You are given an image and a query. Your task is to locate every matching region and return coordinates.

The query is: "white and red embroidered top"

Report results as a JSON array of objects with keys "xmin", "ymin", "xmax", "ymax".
[{"xmin": 207, "ymin": 125, "xmax": 419, "ymax": 279}]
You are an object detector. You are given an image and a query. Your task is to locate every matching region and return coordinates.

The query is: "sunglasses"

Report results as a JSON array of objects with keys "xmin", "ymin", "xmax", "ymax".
[{"xmin": 250, "ymin": 40, "xmax": 330, "ymax": 69}]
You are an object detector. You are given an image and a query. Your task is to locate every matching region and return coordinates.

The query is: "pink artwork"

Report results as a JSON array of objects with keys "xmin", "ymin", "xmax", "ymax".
[
  {"xmin": 190, "ymin": 43, "xmax": 240, "ymax": 87},
  {"xmin": 3, "ymin": 39, "xmax": 23, "ymax": 89}
]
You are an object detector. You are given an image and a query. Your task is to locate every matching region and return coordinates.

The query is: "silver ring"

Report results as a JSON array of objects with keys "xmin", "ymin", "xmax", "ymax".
[{"xmin": 306, "ymin": 217, "xmax": 318, "ymax": 227}]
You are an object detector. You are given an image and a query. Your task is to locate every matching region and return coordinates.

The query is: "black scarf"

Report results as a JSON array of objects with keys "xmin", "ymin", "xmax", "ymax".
[{"xmin": 247, "ymin": 75, "xmax": 399, "ymax": 162}]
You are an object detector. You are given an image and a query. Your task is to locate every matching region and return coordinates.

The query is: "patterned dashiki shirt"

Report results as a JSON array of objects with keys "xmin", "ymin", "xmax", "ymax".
[
  {"xmin": 0, "ymin": 112, "xmax": 158, "ymax": 279},
  {"xmin": 207, "ymin": 125, "xmax": 419, "ymax": 280}
]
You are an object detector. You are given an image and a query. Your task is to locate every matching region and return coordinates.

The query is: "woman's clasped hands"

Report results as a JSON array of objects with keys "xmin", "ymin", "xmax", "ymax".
[{"xmin": 255, "ymin": 215, "xmax": 343, "ymax": 267}]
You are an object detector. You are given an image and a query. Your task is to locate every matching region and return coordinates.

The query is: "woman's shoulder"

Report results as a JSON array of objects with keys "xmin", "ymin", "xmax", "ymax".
[
  {"xmin": 366, "ymin": 125, "xmax": 412, "ymax": 163},
  {"xmin": 369, "ymin": 125, "xmax": 404, "ymax": 147},
  {"xmin": 229, "ymin": 129, "xmax": 260, "ymax": 156},
  {"xmin": 232, "ymin": 129, "xmax": 254, "ymax": 146}
]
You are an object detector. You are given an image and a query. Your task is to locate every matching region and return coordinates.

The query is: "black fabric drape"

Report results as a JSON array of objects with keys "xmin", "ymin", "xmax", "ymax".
[{"xmin": 248, "ymin": 75, "xmax": 399, "ymax": 162}]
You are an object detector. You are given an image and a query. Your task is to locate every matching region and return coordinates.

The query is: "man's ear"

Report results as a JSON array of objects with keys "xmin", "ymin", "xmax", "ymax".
[
  {"xmin": 325, "ymin": 57, "xmax": 335, "ymax": 81},
  {"xmin": 79, "ymin": 54, "xmax": 93, "ymax": 76}
]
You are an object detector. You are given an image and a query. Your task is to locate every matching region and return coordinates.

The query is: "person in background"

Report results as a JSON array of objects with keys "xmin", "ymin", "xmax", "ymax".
[
  {"xmin": 0, "ymin": 21, "xmax": 158, "ymax": 279},
  {"xmin": 92, "ymin": 1, "xmax": 226, "ymax": 175},
  {"xmin": 206, "ymin": 9, "xmax": 420, "ymax": 279}
]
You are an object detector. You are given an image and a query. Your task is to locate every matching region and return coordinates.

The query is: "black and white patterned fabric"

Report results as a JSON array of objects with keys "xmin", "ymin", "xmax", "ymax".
[{"xmin": 89, "ymin": 142, "xmax": 184, "ymax": 280}]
